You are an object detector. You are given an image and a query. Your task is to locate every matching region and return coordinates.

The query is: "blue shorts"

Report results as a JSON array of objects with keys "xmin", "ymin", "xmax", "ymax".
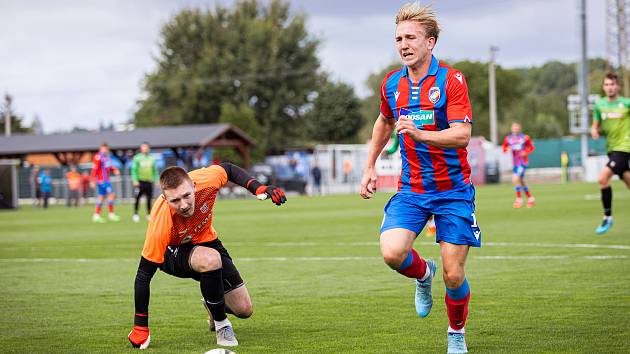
[
  {"xmin": 380, "ymin": 184, "xmax": 481, "ymax": 247},
  {"xmin": 513, "ymin": 165, "xmax": 527, "ymax": 177},
  {"xmin": 96, "ymin": 182, "xmax": 113, "ymax": 196}
]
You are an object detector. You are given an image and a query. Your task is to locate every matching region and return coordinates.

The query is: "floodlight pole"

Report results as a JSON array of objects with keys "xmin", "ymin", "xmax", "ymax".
[
  {"xmin": 579, "ymin": 0, "xmax": 589, "ymax": 169},
  {"xmin": 489, "ymin": 46, "xmax": 499, "ymax": 145}
]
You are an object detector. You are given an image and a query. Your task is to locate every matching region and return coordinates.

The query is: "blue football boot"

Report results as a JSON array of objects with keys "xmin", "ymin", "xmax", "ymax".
[
  {"xmin": 595, "ymin": 217, "xmax": 613, "ymax": 235},
  {"xmin": 415, "ymin": 259, "xmax": 437, "ymax": 318},
  {"xmin": 447, "ymin": 332, "xmax": 468, "ymax": 353}
]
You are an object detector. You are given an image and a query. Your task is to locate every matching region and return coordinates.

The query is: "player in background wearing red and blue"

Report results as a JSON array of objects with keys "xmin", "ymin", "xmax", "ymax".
[
  {"xmin": 90, "ymin": 143, "xmax": 120, "ymax": 223},
  {"xmin": 360, "ymin": 3, "xmax": 480, "ymax": 353},
  {"xmin": 502, "ymin": 122, "xmax": 536, "ymax": 208}
]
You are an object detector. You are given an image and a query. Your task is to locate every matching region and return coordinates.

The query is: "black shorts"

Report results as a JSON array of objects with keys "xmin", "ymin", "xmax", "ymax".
[
  {"xmin": 160, "ymin": 239, "xmax": 244, "ymax": 293},
  {"xmin": 136, "ymin": 181, "xmax": 154, "ymax": 198},
  {"xmin": 607, "ymin": 151, "xmax": 630, "ymax": 178}
]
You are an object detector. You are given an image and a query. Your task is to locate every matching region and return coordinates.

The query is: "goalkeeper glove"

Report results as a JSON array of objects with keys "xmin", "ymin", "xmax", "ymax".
[
  {"xmin": 256, "ymin": 185, "xmax": 287, "ymax": 206},
  {"xmin": 128, "ymin": 325, "xmax": 150, "ymax": 349}
]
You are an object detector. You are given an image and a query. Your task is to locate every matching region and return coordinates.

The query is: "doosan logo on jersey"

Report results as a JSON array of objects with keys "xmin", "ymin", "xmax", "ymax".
[
  {"xmin": 400, "ymin": 108, "xmax": 435, "ymax": 125},
  {"xmin": 406, "ymin": 112, "xmax": 433, "ymax": 121}
]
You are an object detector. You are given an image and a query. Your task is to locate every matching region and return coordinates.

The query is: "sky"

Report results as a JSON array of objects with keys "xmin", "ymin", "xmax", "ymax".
[{"xmin": 0, "ymin": 0, "xmax": 606, "ymax": 133}]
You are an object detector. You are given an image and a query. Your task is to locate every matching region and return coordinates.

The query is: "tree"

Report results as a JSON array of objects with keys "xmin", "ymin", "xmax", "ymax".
[
  {"xmin": 0, "ymin": 93, "xmax": 32, "ymax": 134},
  {"xmin": 214, "ymin": 102, "xmax": 263, "ymax": 164},
  {"xmin": 303, "ymin": 78, "xmax": 363, "ymax": 143},
  {"xmin": 360, "ymin": 58, "xmax": 612, "ymax": 141},
  {"xmin": 358, "ymin": 62, "xmax": 401, "ymax": 142},
  {"xmin": 135, "ymin": 0, "xmax": 320, "ymax": 153}
]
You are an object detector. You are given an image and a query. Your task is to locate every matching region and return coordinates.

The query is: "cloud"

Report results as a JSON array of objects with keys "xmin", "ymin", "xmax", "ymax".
[{"xmin": 0, "ymin": 0, "xmax": 607, "ymax": 132}]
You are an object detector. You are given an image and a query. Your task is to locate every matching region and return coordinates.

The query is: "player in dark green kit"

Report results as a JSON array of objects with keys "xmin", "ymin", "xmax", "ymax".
[
  {"xmin": 591, "ymin": 73, "xmax": 630, "ymax": 234},
  {"xmin": 131, "ymin": 142, "xmax": 159, "ymax": 223}
]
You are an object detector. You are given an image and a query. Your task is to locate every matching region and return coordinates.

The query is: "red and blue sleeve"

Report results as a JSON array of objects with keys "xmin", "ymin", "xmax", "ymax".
[
  {"xmin": 446, "ymin": 70, "xmax": 473, "ymax": 124},
  {"xmin": 524, "ymin": 135, "xmax": 535, "ymax": 154},
  {"xmin": 90, "ymin": 154, "xmax": 100, "ymax": 182},
  {"xmin": 379, "ymin": 76, "xmax": 394, "ymax": 119}
]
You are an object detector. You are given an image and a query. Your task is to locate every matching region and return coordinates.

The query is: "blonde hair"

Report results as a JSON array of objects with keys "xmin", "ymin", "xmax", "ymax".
[{"xmin": 396, "ymin": 2, "xmax": 440, "ymax": 41}]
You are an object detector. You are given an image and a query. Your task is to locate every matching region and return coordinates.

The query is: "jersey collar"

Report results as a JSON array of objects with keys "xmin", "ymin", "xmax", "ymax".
[{"xmin": 402, "ymin": 55, "xmax": 439, "ymax": 78}]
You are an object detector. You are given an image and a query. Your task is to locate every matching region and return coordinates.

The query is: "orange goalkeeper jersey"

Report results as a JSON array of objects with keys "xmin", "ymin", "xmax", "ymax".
[{"xmin": 141, "ymin": 165, "xmax": 228, "ymax": 264}]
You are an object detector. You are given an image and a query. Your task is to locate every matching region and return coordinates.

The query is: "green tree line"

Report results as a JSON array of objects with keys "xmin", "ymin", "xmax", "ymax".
[
  {"xmin": 129, "ymin": 0, "xmax": 613, "ymax": 157},
  {"xmin": 359, "ymin": 58, "xmax": 610, "ymax": 141}
]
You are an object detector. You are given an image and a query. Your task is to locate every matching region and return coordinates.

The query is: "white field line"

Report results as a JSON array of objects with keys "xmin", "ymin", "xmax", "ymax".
[
  {"xmin": 227, "ymin": 241, "xmax": 630, "ymax": 250},
  {"xmin": 3, "ymin": 241, "xmax": 630, "ymax": 251},
  {"xmin": 0, "ymin": 255, "xmax": 627, "ymax": 263}
]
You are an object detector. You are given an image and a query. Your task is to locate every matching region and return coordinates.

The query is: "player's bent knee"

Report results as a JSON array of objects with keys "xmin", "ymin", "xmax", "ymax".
[
  {"xmin": 233, "ymin": 303, "xmax": 253, "ymax": 318},
  {"xmin": 192, "ymin": 248, "xmax": 222, "ymax": 272}
]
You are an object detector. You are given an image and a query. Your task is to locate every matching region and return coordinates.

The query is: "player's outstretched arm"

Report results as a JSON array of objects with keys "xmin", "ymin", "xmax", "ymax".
[
  {"xmin": 219, "ymin": 162, "xmax": 287, "ymax": 205},
  {"xmin": 128, "ymin": 257, "xmax": 159, "ymax": 349},
  {"xmin": 361, "ymin": 114, "xmax": 395, "ymax": 199}
]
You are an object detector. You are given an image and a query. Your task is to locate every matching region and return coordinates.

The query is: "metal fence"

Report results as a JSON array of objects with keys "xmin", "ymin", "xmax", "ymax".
[
  {"xmin": 527, "ymin": 137, "xmax": 608, "ymax": 168},
  {"xmin": 17, "ymin": 166, "xmax": 157, "ymax": 203}
]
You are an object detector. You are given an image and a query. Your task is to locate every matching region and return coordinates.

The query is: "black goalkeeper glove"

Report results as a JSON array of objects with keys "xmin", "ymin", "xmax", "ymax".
[{"xmin": 255, "ymin": 185, "xmax": 287, "ymax": 206}]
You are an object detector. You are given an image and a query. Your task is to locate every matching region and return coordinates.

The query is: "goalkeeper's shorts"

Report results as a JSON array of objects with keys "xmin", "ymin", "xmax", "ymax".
[{"xmin": 160, "ymin": 239, "xmax": 244, "ymax": 293}]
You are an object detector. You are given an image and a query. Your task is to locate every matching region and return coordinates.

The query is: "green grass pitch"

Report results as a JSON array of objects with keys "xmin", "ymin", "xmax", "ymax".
[{"xmin": 1, "ymin": 181, "xmax": 629, "ymax": 353}]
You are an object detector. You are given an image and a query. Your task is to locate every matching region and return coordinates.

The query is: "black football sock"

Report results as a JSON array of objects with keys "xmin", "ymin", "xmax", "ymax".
[
  {"xmin": 200, "ymin": 269, "xmax": 227, "ymax": 322},
  {"xmin": 601, "ymin": 186, "xmax": 612, "ymax": 217}
]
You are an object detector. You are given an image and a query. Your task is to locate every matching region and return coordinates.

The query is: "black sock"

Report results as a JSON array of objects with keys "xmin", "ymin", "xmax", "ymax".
[
  {"xmin": 200, "ymin": 269, "xmax": 227, "ymax": 322},
  {"xmin": 601, "ymin": 186, "xmax": 612, "ymax": 217}
]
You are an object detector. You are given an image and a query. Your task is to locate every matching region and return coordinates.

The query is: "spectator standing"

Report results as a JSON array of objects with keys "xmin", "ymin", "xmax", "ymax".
[
  {"xmin": 39, "ymin": 169, "xmax": 53, "ymax": 209},
  {"xmin": 81, "ymin": 171, "xmax": 90, "ymax": 205},
  {"xmin": 311, "ymin": 164, "xmax": 322, "ymax": 195},
  {"xmin": 66, "ymin": 165, "xmax": 81, "ymax": 207}
]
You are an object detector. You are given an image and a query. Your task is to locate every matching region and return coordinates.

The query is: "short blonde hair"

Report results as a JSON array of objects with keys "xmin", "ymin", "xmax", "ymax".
[{"xmin": 396, "ymin": 2, "xmax": 440, "ymax": 41}]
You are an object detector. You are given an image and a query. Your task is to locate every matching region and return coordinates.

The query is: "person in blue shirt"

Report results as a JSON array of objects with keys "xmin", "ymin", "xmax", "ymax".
[{"xmin": 39, "ymin": 169, "xmax": 53, "ymax": 209}]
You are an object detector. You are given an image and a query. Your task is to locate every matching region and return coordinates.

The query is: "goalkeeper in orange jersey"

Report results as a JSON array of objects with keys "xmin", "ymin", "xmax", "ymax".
[{"xmin": 128, "ymin": 162, "xmax": 286, "ymax": 349}]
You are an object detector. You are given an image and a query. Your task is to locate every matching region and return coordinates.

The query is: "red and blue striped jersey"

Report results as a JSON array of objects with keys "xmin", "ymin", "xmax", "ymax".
[
  {"xmin": 90, "ymin": 152, "xmax": 117, "ymax": 183},
  {"xmin": 379, "ymin": 56, "xmax": 473, "ymax": 194},
  {"xmin": 502, "ymin": 133, "xmax": 535, "ymax": 167}
]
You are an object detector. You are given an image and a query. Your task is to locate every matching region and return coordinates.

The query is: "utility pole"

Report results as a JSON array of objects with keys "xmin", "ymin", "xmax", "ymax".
[
  {"xmin": 3, "ymin": 101, "xmax": 10, "ymax": 137},
  {"xmin": 606, "ymin": 0, "xmax": 630, "ymax": 95},
  {"xmin": 579, "ymin": 0, "xmax": 589, "ymax": 169},
  {"xmin": 488, "ymin": 46, "xmax": 499, "ymax": 145},
  {"xmin": 617, "ymin": 0, "xmax": 630, "ymax": 95}
]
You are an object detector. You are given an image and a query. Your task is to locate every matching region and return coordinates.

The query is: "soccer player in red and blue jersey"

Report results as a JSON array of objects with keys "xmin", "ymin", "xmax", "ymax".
[
  {"xmin": 502, "ymin": 122, "xmax": 536, "ymax": 208},
  {"xmin": 360, "ymin": 3, "xmax": 479, "ymax": 353},
  {"xmin": 90, "ymin": 143, "xmax": 120, "ymax": 223}
]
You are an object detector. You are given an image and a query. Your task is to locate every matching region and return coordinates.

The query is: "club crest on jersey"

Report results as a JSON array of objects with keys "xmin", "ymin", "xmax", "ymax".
[
  {"xmin": 428, "ymin": 87, "xmax": 440, "ymax": 104},
  {"xmin": 200, "ymin": 202, "xmax": 209, "ymax": 213}
]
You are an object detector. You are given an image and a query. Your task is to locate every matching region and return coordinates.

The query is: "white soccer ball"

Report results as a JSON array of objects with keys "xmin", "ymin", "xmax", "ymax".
[{"xmin": 204, "ymin": 349, "xmax": 235, "ymax": 354}]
